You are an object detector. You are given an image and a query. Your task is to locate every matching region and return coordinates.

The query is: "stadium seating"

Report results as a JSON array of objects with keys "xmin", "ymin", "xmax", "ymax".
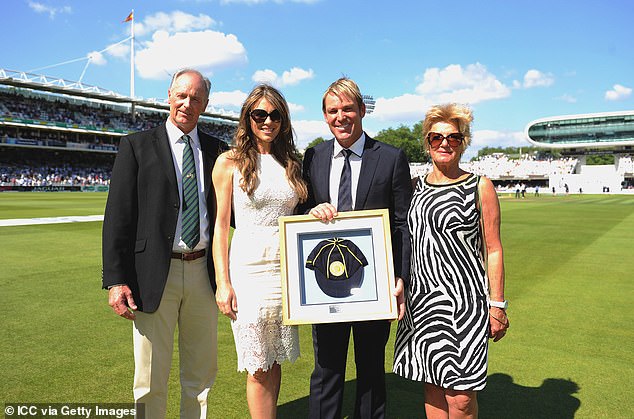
[
  {"xmin": 2, "ymin": 89, "xmax": 630, "ymax": 191},
  {"xmin": 0, "ymin": 88, "xmax": 237, "ymax": 186}
]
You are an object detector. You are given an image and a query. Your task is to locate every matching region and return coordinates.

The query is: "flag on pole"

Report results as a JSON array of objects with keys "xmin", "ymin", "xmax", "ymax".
[{"xmin": 123, "ymin": 11, "xmax": 134, "ymax": 22}]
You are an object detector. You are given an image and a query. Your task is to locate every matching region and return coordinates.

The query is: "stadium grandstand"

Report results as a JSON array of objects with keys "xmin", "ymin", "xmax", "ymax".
[
  {"xmin": 2, "ymin": 68, "xmax": 632, "ymax": 195},
  {"xmin": 410, "ymin": 155, "xmax": 579, "ymax": 195},
  {"xmin": 0, "ymin": 68, "xmax": 237, "ymax": 191},
  {"xmin": 414, "ymin": 110, "xmax": 634, "ymax": 195},
  {"xmin": 525, "ymin": 111, "xmax": 634, "ymax": 194}
]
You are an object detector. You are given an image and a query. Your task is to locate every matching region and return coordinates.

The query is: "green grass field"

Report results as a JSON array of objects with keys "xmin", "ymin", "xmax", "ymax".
[{"xmin": 1, "ymin": 192, "xmax": 633, "ymax": 418}]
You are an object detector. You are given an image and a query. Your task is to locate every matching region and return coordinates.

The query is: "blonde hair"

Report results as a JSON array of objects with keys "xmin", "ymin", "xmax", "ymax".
[
  {"xmin": 231, "ymin": 84, "xmax": 307, "ymax": 202},
  {"xmin": 322, "ymin": 77, "xmax": 365, "ymax": 113},
  {"xmin": 422, "ymin": 103, "xmax": 473, "ymax": 155}
]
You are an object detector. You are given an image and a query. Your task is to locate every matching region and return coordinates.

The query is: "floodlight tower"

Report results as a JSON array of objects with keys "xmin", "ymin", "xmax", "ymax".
[{"xmin": 362, "ymin": 95, "xmax": 375, "ymax": 114}]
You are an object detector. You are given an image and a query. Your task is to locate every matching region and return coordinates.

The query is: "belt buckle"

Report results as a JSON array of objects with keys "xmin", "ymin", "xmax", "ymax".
[
  {"xmin": 172, "ymin": 251, "xmax": 190, "ymax": 261},
  {"xmin": 185, "ymin": 249, "xmax": 203, "ymax": 261}
]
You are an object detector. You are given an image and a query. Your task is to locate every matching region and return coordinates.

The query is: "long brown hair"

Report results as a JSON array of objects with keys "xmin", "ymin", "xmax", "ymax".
[{"xmin": 231, "ymin": 84, "xmax": 307, "ymax": 202}]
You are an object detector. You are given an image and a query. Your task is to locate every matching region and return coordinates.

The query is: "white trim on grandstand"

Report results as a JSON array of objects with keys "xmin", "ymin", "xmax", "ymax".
[
  {"xmin": 0, "ymin": 68, "xmax": 127, "ymax": 101},
  {"xmin": 525, "ymin": 110, "xmax": 634, "ymax": 149},
  {"xmin": 0, "ymin": 67, "xmax": 239, "ymax": 123},
  {"xmin": 523, "ymin": 111, "xmax": 634, "ymax": 193}
]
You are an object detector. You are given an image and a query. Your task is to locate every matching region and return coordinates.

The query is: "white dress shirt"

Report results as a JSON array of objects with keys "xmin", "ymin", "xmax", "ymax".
[
  {"xmin": 329, "ymin": 132, "xmax": 366, "ymax": 210},
  {"xmin": 165, "ymin": 119, "xmax": 209, "ymax": 252}
]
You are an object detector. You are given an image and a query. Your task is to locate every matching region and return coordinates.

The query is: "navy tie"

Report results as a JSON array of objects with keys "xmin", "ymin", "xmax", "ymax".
[
  {"xmin": 181, "ymin": 135, "xmax": 200, "ymax": 249},
  {"xmin": 337, "ymin": 149, "xmax": 353, "ymax": 211}
]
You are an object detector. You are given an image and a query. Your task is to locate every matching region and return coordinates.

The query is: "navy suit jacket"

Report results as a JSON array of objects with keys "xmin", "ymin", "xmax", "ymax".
[
  {"xmin": 300, "ymin": 134, "xmax": 412, "ymax": 285},
  {"xmin": 102, "ymin": 124, "xmax": 228, "ymax": 312}
]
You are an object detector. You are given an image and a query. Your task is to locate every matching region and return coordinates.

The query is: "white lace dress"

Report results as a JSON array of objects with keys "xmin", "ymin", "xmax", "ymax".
[{"xmin": 229, "ymin": 153, "xmax": 300, "ymax": 374}]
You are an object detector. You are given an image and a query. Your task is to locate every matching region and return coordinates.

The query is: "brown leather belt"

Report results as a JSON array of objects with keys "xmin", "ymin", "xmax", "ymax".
[{"xmin": 171, "ymin": 249, "xmax": 206, "ymax": 261}]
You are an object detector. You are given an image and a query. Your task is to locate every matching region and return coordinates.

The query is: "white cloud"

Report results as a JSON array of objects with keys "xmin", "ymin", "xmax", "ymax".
[
  {"xmin": 371, "ymin": 63, "xmax": 510, "ymax": 123},
  {"xmin": 252, "ymin": 67, "xmax": 314, "ymax": 87},
  {"xmin": 415, "ymin": 63, "xmax": 510, "ymax": 101},
  {"xmin": 605, "ymin": 84, "xmax": 632, "ymax": 101},
  {"xmin": 121, "ymin": 10, "xmax": 246, "ymax": 81},
  {"xmin": 105, "ymin": 42, "xmax": 129, "ymax": 59},
  {"xmin": 135, "ymin": 11, "xmax": 216, "ymax": 37},
  {"xmin": 28, "ymin": 2, "xmax": 71, "ymax": 19},
  {"xmin": 209, "ymin": 90, "xmax": 248, "ymax": 109},
  {"xmin": 292, "ymin": 119, "xmax": 331, "ymax": 150},
  {"xmin": 288, "ymin": 102, "xmax": 305, "ymax": 113},
  {"xmin": 370, "ymin": 94, "xmax": 430, "ymax": 122},
  {"xmin": 556, "ymin": 93, "xmax": 577, "ymax": 103},
  {"xmin": 523, "ymin": 69, "xmax": 554, "ymax": 88},
  {"xmin": 87, "ymin": 51, "xmax": 106, "ymax": 66},
  {"xmin": 135, "ymin": 30, "xmax": 247, "ymax": 80},
  {"xmin": 252, "ymin": 69, "xmax": 278, "ymax": 85},
  {"xmin": 28, "ymin": 2, "xmax": 48, "ymax": 13},
  {"xmin": 282, "ymin": 67, "xmax": 314, "ymax": 86}
]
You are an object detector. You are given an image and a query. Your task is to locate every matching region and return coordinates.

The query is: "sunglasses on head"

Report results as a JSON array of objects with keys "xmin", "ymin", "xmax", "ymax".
[
  {"xmin": 250, "ymin": 109, "xmax": 282, "ymax": 123},
  {"xmin": 427, "ymin": 132, "xmax": 464, "ymax": 148}
]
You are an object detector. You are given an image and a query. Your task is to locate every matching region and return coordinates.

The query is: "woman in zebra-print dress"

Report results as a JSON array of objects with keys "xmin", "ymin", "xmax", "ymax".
[{"xmin": 393, "ymin": 104, "xmax": 509, "ymax": 418}]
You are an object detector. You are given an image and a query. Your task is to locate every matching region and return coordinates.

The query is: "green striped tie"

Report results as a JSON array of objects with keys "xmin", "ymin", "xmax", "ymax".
[{"xmin": 181, "ymin": 135, "xmax": 200, "ymax": 249}]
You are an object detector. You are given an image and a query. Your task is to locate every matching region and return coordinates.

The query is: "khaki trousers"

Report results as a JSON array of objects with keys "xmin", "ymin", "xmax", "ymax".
[{"xmin": 132, "ymin": 256, "xmax": 218, "ymax": 419}]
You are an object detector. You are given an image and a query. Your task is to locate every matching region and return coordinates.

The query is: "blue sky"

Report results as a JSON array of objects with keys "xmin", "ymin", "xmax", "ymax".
[{"xmin": 2, "ymin": 0, "xmax": 633, "ymax": 159}]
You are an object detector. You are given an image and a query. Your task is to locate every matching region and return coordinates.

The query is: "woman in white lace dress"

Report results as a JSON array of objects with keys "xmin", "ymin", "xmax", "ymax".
[{"xmin": 212, "ymin": 85, "xmax": 308, "ymax": 418}]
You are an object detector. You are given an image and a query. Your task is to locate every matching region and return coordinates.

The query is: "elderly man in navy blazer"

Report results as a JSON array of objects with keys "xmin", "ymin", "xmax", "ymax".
[
  {"xmin": 102, "ymin": 68, "xmax": 228, "ymax": 419},
  {"xmin": 301, "ymin": 77, "xmax": 412, "ymax": 419}
]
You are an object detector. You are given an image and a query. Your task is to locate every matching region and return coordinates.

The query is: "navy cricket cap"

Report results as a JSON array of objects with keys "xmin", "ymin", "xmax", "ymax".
[{"xmin": 305, "ymin": 237, "xmax": 368, "ymax": 298}]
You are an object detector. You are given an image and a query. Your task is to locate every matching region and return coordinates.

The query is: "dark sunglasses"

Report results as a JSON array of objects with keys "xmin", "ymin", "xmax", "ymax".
[
  {"xmin": 250, "ymin": 109, "xmax": 282, "ymax": 123},
  {"xmin": 427, "ymin": 132, "xmax": 464, "ymax": 148}
]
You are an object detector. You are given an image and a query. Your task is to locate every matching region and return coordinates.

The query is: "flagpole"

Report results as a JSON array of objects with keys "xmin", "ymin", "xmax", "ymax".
[
  {"xmin": 129, "ymin": 9, "xmax": 135, "ymax": 119},
  {"xmin": 130, "ymin": 10, "xmax": 135, "ymax": 99}
]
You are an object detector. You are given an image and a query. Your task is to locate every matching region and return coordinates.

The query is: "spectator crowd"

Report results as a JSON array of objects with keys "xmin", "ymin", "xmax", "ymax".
[
  {"xmin": 0, "ymin": 148, "xmax": 113, "ymax": 186},
  {"xmin": 0, "ymin": 89, "xmax": 236, "ymax": 145},
  {"xmin": 410, "ymin": 154, "xmax": 580, "ymax": 180},
  {"xmin": 1, "ymin": 88, "xmax": 238, "ymax": 186},
  {"xmin": 1, "ymin": 89, "xmax": 631, "ymax": 189}
]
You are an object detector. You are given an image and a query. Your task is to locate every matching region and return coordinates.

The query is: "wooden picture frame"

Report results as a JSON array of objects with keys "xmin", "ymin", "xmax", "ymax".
[{"xmin": 279, "ymin": 209, "xmax": 397, "ymax": 325}]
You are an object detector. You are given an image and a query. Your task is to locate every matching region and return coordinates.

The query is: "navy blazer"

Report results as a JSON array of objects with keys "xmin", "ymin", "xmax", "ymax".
[
  {"xmin": 300, "ymin": 134, "xmax": 412, "ymax": 285},
  {"xmin": 102, "ymin": 124, "xmax": 228, "ymax": 312}
]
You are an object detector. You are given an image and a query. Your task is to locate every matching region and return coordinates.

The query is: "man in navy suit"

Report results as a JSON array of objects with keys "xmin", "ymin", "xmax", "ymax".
[
  {"xmin": 302, "ymin": 77, "xmax": 412, "ymax": 419},
  {"xmin": 102, "ymin": 68, "xmax": 228, "ymax": 418}
]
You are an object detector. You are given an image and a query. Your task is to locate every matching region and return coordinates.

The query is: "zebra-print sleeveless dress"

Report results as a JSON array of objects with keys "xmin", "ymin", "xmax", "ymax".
[{"xmin": 393, "ymin": 173, "xmax": 489, "ymax": 390}]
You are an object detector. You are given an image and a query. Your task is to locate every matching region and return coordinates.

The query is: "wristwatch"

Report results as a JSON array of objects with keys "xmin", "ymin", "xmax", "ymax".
[{"xmin": 490, "ymin": 300, "xmax": 508, "ymax": 310}]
